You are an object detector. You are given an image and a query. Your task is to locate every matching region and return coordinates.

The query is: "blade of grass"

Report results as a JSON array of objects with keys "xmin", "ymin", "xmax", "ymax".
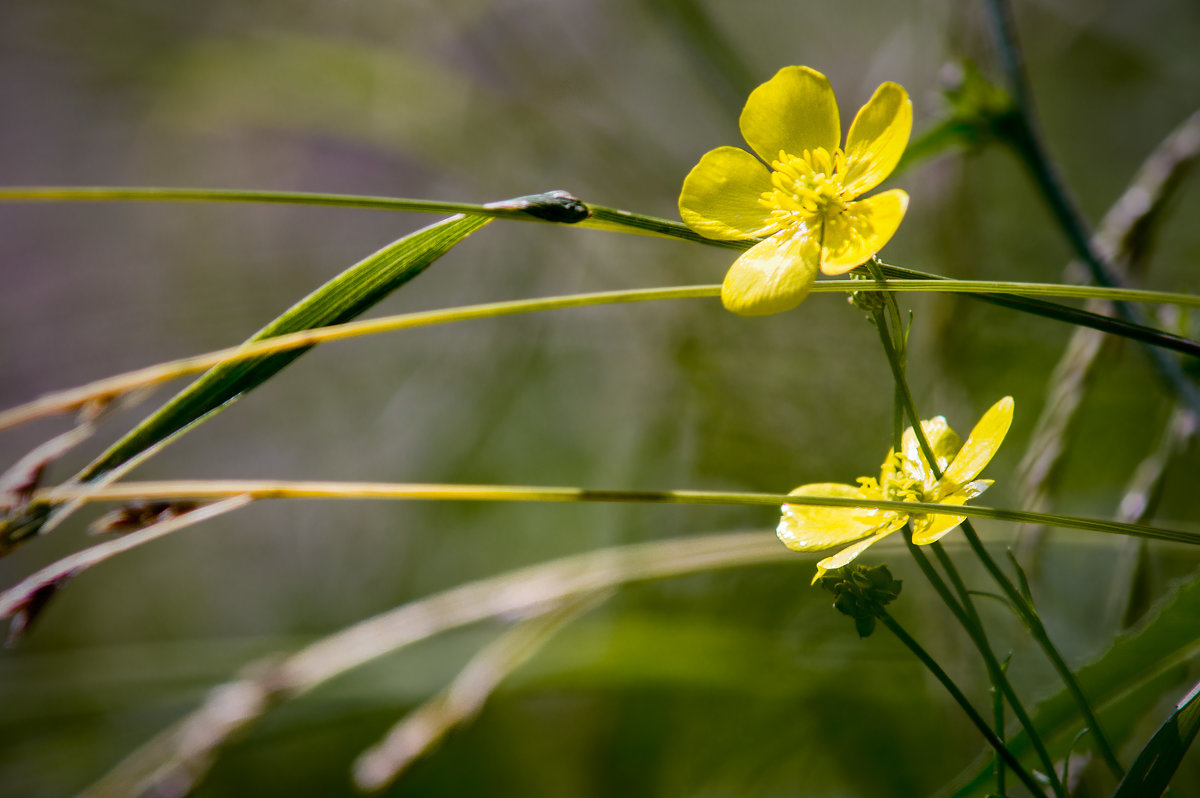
[
  {"xmin": 953, "ymin": 565, "xmax": 1200, "ymax": 796},
  {"xmin": 76, "ymin": 531, "xmax": 792, "ymax": 798},
  {"xmin": 1111, "ymin": 680, "xmax": 1200, "ymax": 798},
  {"xmin": 79, "ymin": 214, "xmax": 491, "ymax": 482},
  {"xmin": 4, "ymin": 186, "xmax": 1198, "ymax": 357},
  {"xmin": 5, "ymin": 279, "xmax": 1199, "ymax": 435},
  {"xmin": 0, "ymin": 213, "xmax": 491, "ymax": 554},
  {"xmin": 19, "ymin": 479, "xmax": 1200, "ymax": 545}
]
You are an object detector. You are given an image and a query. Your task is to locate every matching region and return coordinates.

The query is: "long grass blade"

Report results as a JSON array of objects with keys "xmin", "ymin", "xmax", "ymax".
[
  {"xmin": 1111, "ymin": 680, "xmax": 1200, "ymax": 798},
  {"xmin": 24, "ymin": 479, "xmax": 1200, "ymax": 546},
  {"xmin": 0, "ymin": 214, "xmax": 490, "ymax": 554}
]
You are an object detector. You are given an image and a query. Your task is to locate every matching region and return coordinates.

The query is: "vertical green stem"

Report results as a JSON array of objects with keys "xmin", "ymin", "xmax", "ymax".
[
  {"xmin": 876, "ymin": 611, "xmax": 1046, "ymax": 798},
  {"xmin": 868, "ymin": 260, "xmax": 1121, "ymax": 779},
  {"xmin": 866, "ymin": 291, "xmax": 1061, "ymax": 796},
  {"xmin": 994, "ymin": 656, "xmax": 1010, "ymax": 796}
]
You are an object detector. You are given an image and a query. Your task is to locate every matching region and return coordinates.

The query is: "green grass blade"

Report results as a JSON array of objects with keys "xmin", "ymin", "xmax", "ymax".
[
  {"xmin": 1111, "ymin": 680, "xmax": 1200, "ymax": 798},
  {"xmin": 82, "ymin": 214, "xmax": 490, "ymax": 481},
  {"xmin": 6, "ymin": 186, "xmax": 1198, "ymax": 359},
  {"xmin": 0, "ymin": 214, "xmax": 490, "ymax": 554},
  {"xmin": 954, "ymin": 568, "xmax": 1200, "ymax": 796}
]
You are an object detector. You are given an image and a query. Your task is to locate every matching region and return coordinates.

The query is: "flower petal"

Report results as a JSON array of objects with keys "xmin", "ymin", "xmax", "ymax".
[
  {"xmin": 910, "ymin": 509, "xmax": 965, "ymax": 545},
  {"xmin": 901, "ymin": 414, "xmax": 961, "ymax": 481},
  {"xmin": 942, "ymin": 397, "xmax": 1014, "ymax": 486},
  {"xmin": 721, "ymin": 227, "xmax": 820, "ymax": 315},
  {"xmin": 912, "ymin": 481, "xmax": 992, "ymax": 544},
  {"xmin": 813, "ymin": 525, "xmax": 901, "ymax": 582},
  {"xmin": 739, "ymin": 66, "xmax": 840, "ymax": 166},
  {"xmin": 841, "ymin": 82, "xmax": 913, "ymax": 197},
  {"xmin": 678, "ymin": 146, "xmax": 779, "ymax": 240},
  {"xmin": 818, "ymin": 189, "xmax": 909, "ymax": 274},
  {"xmin": 777, "ymin": 483, "xmax": 889, "ymax": 551}
]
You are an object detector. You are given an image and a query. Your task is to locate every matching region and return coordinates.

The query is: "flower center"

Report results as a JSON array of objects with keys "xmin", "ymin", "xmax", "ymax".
[
  {"xmin": 759, "ymin": 146, "xmax": 849, "ymax": 231},
  {"xmin": 876, "ymin": 453, "xmax": 926, "ymax": 504}
]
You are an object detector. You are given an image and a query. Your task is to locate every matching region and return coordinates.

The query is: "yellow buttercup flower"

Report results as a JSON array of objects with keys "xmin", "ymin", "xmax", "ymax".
[
  {"xmin": 678, "ymin": 66, "xmax": 912, "ymax": 316},
  {"xmin": 778, "ymin": 397, "xmax": 1014, "ymax": 582}
]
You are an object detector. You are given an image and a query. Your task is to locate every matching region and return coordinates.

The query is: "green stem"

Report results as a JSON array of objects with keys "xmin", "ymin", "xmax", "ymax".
[
  {"xmin": 870, "ymin": 266, "xmax": 1126, "ymax": 779},
  {"xmin": 876, "ymin": 610, "xmax": 1047, "ymax": 798},
  {"xmin": 869, "ymin": 287, "xmax": 1057, "ymax": 796},
  {"xmin": 994, "ymin": 655, "xmax": 1010, "ymax": 797},
  {"xmin": 930, "ymin": 540, "xmax": 1010, "ymax": 794},
  {"xmin": 961, "ymin": 522, "xmax": 1126, "ymax": 778},
  {"xmin": 6, "ymin": 184, "xmax": 1200, "ymax": 360},
  {"xmin": 876, "ymin": 263, "xmax": 1200, "ymax": 362},
  {"xmin": 983, "ymin": 0, "xmax": 1200, "ymax": 422}
]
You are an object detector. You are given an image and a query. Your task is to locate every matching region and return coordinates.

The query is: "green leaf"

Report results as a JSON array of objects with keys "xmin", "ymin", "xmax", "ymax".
[
  {"xmin": 954, "ymin": 568, "xmax": 1200, "ymax": 796},
  {"xmin": 1, "ymin": 214, "xmax": 489, "ymax": 554},
  {"xmin": 1111, "ymin": 680, "xmax": 1200, "ymax": 798},
  {"xmin": 84, "ymin": 213, "xmax": 490, "ymax": 481}
]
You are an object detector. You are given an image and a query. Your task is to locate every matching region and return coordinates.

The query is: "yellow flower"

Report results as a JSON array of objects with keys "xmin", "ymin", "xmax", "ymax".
[
  {"xmin": 678, "ymin": 66, "xmax": 912, "ymax": 316},
  {"xmin": 777, "ymin": 397, "xmax": 1014, "ymax": 582}
]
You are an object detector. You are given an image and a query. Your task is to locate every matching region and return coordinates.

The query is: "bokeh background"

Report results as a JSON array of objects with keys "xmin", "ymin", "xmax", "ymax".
[{"xmin": 2, "ymin": 0, "xmax": 1200, "ymax": 795}]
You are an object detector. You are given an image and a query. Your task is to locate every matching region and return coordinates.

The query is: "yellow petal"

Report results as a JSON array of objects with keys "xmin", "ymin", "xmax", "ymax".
[
  {"xmin": 721, "ymin": 227, "xmax": 820, "ymax": 316},
  {"xmin": 910, "ymin": 509, "xmax": 965, "ymax": 545},
  {"xmin": 739, "ymin": 66, "xmax": 840, "ymax": 167},
  {"xmin": 818, "ymin": 189, "xmax": 909, "ymax": 274},
  {"xmin": 678, "ymin": 146, "xmax": 779, "ymax": 240},
  {"xmin": 841, "ymin": 82, "xmax": 913, "ymax": 197},
  {"xmin": 942, "ymin": 397, "xmax": 1014, "ymax": 485},
  {"xmin": 777, "ymin": 483, "xmax": 888, "ymax": 551},
  {"xmin": 814, "ymin": 525, "xmax": 900, "ymax": 576},
  {"xmin": 912, "ymin": 480, "xmax": 992, "ymax": 544},
  {"xmin": 901, "ymin": 415, "xmax": 961, "ymax": 481}
]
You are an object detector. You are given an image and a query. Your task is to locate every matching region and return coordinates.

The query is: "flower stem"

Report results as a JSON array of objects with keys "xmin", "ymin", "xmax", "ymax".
[
  {"xmin": 960, "ymin": 520, "xmax": 1126, "ymax": 778},
  {"xmin": 867, "ymin": 265, "xmax": 1124, "ymax": 780},
  {"xmin": 875, "ymin": 609, "xmax": 1046, "ymax": 798},
  {"xmin": 867, "ymin": 290, "xmax": 1063, "ymax": 797}
]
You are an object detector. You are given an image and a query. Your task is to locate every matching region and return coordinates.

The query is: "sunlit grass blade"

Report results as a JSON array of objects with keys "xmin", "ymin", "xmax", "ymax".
[
  {"xmin": 22, "ymin": 479, "xmax": 1200, "ymax": 546},
  {"xmin": 0, "ymin": 214, "xmax": 490, "ymax": 555},
  {"xmin": 81, "ymin": 213, "xmax": 491, "ymax": 481},
  {"xmin": 0, "ymin": 286, "xmax": 719, "ymax": 432},
  {"xmin": 6, "ymin": 279, "xmax": 1200, "ymax": 435},
  {"xmin": 5, "ymin": 185, "xmax": 1198, "ymax": 358}
]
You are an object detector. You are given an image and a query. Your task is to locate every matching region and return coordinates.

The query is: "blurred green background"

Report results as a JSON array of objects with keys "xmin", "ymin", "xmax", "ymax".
[{"xmin": 2, "ymin": 0, "xmax": 1200, "ymax": 795}]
